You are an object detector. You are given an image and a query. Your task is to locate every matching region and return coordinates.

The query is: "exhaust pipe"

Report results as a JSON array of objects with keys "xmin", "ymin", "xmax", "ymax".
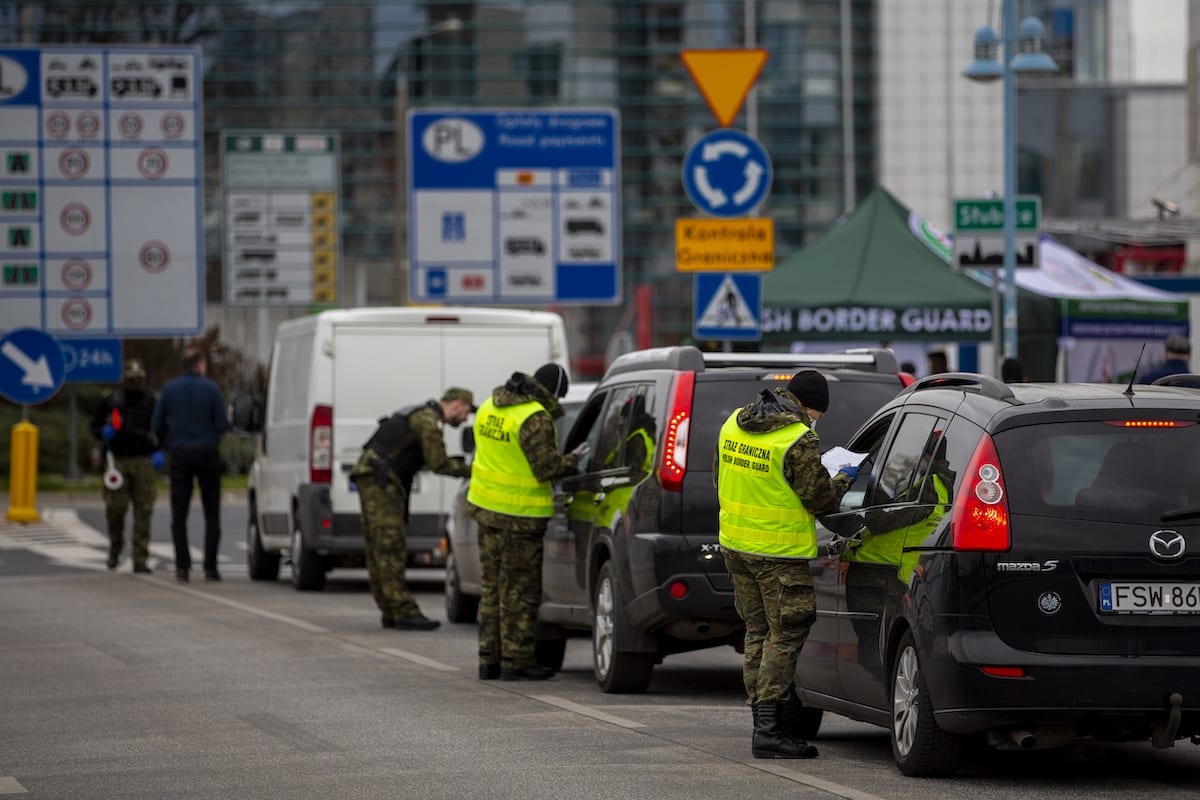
[{"xmin": 1010, "ymin": 729, "xmax": 1037, "ymax": 750}]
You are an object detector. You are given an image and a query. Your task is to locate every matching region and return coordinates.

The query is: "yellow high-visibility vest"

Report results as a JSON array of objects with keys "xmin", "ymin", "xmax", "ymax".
[
  {"xmin": 716, "ymin": 412, "xmax": 817, "ymax": 558},
  {"xmin": 467, "ymin": 398, "xmax": 555, "ymax": 518}
]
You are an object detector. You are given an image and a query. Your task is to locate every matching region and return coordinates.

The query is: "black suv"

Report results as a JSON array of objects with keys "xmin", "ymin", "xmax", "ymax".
[
  {"xmin": 540, "ymin": 346, "xmax": 910, "ymax": 693},
  {"xmin": 791, "ymin": 372, "xmax": 1200, "ymax": 776}
]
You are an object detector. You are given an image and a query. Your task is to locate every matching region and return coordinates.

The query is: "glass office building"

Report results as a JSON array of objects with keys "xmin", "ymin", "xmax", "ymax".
[{"xmin": 5, "ymin": 0, "xmax": 875, "ymax": 372}]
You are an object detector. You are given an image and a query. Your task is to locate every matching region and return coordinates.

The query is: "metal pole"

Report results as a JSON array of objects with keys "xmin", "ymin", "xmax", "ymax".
[
  {"xmin": 1001, "ymin": 0, "xmax": 1018, "ymax": 359},
  {"xmin": 840, "ymin": 0, "xmax": 856, "ymax": 211},
  {"xmin": 66, "ymin": 383, "xmax": 81, "ymax": 480}
]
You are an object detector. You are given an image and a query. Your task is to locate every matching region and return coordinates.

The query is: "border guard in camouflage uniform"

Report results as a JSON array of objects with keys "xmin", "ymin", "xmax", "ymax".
[
  {"xmin": 351, "ymin": 388, "xmax": 475, "ymax": 630},
  {"xmin": 714, "ymin": 370, "xmax": 857, "ymax": 759},
  {"xmin": 90, "ymin": 359, "xmax": 164, "ymax": 573},
  {"xmin": 467, "ymin": 364, "xmax": 588, "ymax": 681}
]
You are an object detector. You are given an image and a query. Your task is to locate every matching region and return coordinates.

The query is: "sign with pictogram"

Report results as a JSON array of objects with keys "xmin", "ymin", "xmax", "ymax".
[
  {"xmin": 682, "ymin": 129, "xmax": 772, "ymax": 218},
  {"xmin": 693, "ymin": 272, "xmax": 762, "ymax": 341},
  {"xmin": 0, "ymin": 327, "xmax": 65, "ymax": 404},
  {"xmin": 675, "ymin": 218, "xmax": 773, "ymax": 272},
  {"xmin": 59, "ymin": 337, "xmax": 121, "ymax": 383},
  {"xmin": 680, "ymin": 49, "xmax": 768, "ymax": 128},
  {"xmin": 0, "ymin": 46, "xmax": 204, "ymax": 337},
  {"xmin": 221, "ymin": 131, "xmax": 341, "ymax": 308}
]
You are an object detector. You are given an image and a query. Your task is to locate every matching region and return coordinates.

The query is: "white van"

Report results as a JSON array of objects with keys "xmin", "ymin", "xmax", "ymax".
[{"xmin": 231, "ymin": 307, "xmax": 570, "ymax": 590}]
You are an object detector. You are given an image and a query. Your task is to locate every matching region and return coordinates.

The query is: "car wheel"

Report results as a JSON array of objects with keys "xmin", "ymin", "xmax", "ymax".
[
  {"xmin": 592, "ymin": 562, "xmax": 654, "ymax": 694},
  {"xmin": 444, "ymin": 548, "xmax": 479, "ymax": 623},
  {"xmin": 290, "ymin": 522, "xmax": 326, "ymax": 591},
  {"xmin": 891, "ymin": 630, "xmax": 963, "ymax": 776},
  {"xmin": 246, "ymin": 500, "xmax": 280, "ymax": 581}
]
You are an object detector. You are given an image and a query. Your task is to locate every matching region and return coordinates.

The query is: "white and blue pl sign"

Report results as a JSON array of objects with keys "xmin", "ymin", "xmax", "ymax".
[
  {"xmin": 407, "ymin": 108, "xmax": 621, "ymax": 305},
  {"xmin": 693, "ymin": 272, "xmax": 762, "ymax": 341},
  {"xmin": 0, "ymin": 327, "xmax": 66, "ymax": 404},
  {"xmin": 683, "ymin": 129, "xmax": 772, "ymax": 218},
  {"xmin": 60, "ymin": 337, "xmax": 121, "ymax": 383}
]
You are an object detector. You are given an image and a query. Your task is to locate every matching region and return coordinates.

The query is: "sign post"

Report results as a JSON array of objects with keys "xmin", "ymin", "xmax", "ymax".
[{"xmin": 678, "ymin": 49, "xmax": 773, "ymax": 345}]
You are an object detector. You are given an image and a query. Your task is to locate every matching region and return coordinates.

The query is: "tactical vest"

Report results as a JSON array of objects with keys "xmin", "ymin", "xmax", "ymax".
[
  {"xmin": 106, "ymin": 389, "xmax": 157, "ymax": 457},
  {"xmin": 363, "ymin": 402, "xmax": 434, "ymax": 489},
  {"xmin": 716, "ymin": 412, "xmax": 817, "ymax": 559},
  {"xmin": 467, "ymin": 398, "xmax": 554, "ymax": 518}
]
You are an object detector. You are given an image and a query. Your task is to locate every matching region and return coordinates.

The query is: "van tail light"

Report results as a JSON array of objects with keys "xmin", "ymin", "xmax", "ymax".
[
  {"xmin": 658, "ymin": 371, "xmax": 695, "ymax": 492},
  {"xmin": 950, "ymin": 433, "xmax": 1010, "ymax": 551},
  {"xmin": 310, "ymin": 404, "xmax": 333, "ymax": 484},
  {"xmin": 897, "ymin": 372, "xmax": 916, "ymax": 388}
]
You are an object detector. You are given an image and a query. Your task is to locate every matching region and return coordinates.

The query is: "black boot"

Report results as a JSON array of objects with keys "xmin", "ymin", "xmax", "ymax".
[{"xmin": 752, "ymin": 702, "xmax": 818, "ymax": 759}]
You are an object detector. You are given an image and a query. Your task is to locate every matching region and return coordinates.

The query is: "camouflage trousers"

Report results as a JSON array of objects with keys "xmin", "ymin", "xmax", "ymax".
[
  {"xmin": 356, "ymin": 474, "xmax": 420, "ymax": 619},
  {"xmin": 477, "ymin": 522, "xmax": 545, "ymax": 669},
  {"xmin": 723, "ymin": 549, "xmax": 816, "ymax": 705},
  {"xmin": 103, "ymin": 455, "xmax": 157, "ymax": 568}
]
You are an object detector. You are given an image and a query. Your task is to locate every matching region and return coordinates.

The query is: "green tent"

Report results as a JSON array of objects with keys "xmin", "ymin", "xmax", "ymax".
[{"xmin": 762, "ymin": 187, "xmax": 1000, "ymax": 344}]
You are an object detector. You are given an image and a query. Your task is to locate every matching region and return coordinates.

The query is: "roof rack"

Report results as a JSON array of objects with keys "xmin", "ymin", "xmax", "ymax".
[
  {"xmin": 903, "ymin": 372, "xmax": 1017, "ymax": 403},
  {"xmin": 605, "ymin": 345, "xmax": 901, "ymax": 379},
  {"xmin": 1151, "ymin": 373, "xmax": 1200, "ymax": 389}
]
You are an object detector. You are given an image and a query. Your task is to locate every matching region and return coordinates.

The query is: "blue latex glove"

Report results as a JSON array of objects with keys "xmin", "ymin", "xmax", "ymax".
[
  {"xmin": 150, "ymin": 450, "xmax": 165, "ymax": 470},
  {"xmin": 101, "ymin": 424, "xmax": 116, "ymax": 442},
  {"xmin": 837, "ymin": 464, "xmax": 860, "ymax": 482}
]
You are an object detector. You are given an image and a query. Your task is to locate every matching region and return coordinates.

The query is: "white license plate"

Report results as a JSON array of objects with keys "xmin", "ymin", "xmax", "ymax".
[{"xmin": 1099, "ymin": 582, "xmax": 1200, "ymax": 614}]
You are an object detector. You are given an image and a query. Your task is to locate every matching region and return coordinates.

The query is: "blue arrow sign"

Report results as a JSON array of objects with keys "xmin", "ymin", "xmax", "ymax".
[
  {"xmin": 0, "ymin": 327, "xmax": 66, "ymax": 404},
  {"xmin": 694, "ymin": 273, "xmax": 762, "ymax": 341},
  {"xmin": 683, "ymin": 129, "xmax": 772, "ymax": 218},
  {"xmin": 59, "ymin": 337, "xmax": 122, "ymax": 383}
]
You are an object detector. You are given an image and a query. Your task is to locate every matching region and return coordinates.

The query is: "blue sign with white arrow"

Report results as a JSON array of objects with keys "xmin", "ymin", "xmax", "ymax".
[
  {"xmin": 0, "ymin": 328, "xmax": 66, "ymax": 404},
  {"xmin": 694, "ymin": 272, "xmax": 762, "ymax": 341},
  {"xmin": 683, "ymin": 129, "xmax": 772, "ymax": 218}
]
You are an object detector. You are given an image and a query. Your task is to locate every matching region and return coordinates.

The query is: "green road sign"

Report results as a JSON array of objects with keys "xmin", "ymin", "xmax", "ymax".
[{"xmin": 953, "ymin": 196, "xmax": 1040, "ymax": 233}]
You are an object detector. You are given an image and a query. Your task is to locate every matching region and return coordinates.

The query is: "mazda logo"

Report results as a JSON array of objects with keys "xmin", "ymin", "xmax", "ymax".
[{"xmin": 1149, "ymin": 530, "xmax": 1186, "ymax": 560}]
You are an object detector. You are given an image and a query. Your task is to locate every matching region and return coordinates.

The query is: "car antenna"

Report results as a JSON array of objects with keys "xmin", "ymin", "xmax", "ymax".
[{"xmin": 1124, "ymin": 343, "xmax": 1147, "ymax": 397}]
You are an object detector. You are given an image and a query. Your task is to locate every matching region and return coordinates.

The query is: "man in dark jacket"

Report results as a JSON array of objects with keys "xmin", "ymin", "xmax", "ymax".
[
  {"xmin": 350, "ymin": 388, "xmax": 475, "ymax": 631},
  {"xmin": 90, "ymin": 359, "xmax": 162, "ymax": 573},
  {"xmin": 714, "ymin": 370, "xmax": 856, "ymax": 759},
  {"xmin": 467, "ymin": 364, "xmax": 587, "ymax": 681},
  {"xmin": 151, "ymin": 348, "xmax": 230, "ymax": 583}
]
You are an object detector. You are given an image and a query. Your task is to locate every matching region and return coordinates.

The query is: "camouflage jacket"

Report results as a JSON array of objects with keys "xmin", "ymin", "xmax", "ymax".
[
  {"xmin": 352, "ymin": 402, "xmax": 468, "ymax": 489},
  {"xmin": 712, "ymin": 387, "xmax": 851, "ymax": 515},
  {"xmin": 468, "ymin": 372, "xmax": 581, "ymax": 533}
]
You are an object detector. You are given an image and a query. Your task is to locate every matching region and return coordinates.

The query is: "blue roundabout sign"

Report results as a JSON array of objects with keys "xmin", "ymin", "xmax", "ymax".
[{"xmin": 682, "ymin": 129, "xmax": 772, "ymax": 218}]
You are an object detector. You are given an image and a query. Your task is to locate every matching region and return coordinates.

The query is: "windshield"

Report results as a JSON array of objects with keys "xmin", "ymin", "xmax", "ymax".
[{"xmin": 996, "ymin": 420, "xmax": 1200, "ymax": 523}]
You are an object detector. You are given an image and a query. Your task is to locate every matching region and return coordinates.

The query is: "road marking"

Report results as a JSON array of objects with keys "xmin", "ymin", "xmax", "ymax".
[
  {"xmin": 378, "ymin": 647, "xmax": 458, "ymax": 672},
  {"xmin": 157, "ymin": 580, "xmax": 329, "ymax": 633},
  {"xmin": 753, "ymin": 763, "xmax": 888, "ymax": 800},
  {"xmin": 0, "ymin": 777, "xmax": 27, "ymax": 794},
  {"xmin": 532, "ymin": 695, "xmax": 646, "ymax": 729}
]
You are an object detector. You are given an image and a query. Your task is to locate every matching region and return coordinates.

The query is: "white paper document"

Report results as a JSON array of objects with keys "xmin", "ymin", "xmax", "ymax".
[{"xmin": 821, "ymin": 446, "xmax": 867, "ymax": 477}]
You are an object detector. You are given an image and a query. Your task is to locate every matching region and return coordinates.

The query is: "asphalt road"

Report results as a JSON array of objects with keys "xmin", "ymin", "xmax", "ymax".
[{"xmin": 3, "ymin": 503, "xmax": 1200, "ymax": 799}]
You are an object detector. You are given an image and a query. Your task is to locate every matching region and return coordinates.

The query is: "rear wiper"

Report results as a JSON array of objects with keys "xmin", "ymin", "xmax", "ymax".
[{"xmin": 1161, "ymin": 508, "xmax": 1200, "ymax": 523}]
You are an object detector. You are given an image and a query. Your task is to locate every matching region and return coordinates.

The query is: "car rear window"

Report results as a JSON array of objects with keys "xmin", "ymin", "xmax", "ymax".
[
  {"xmin": 690, "ymin": 375, "xmax": 899, "ymax": 473},
  {"xmin": 996, "ymin": 421, "xmax": 1200, "ymax": 522}
]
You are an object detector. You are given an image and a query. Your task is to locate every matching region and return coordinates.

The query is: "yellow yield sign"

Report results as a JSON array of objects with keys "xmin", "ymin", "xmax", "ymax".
[{"xmin": 681, "ymin": 49, "xmax": 768, "ymax": 128}]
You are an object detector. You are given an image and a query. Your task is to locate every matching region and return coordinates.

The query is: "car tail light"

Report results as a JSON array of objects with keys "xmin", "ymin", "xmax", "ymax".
[
  {"xmin": 896, "ymin": 372, "xmax": 916, "ymax": 387},
  {"xmin": 1104, "ymin": 420, "xmax": 1196, "ymax": 428},
  {"xmin": 950, "ymin": 433, "xmax": 1010, "ymax": 551},
  {"xmin": 980, "ymin": 666, "xmax": 1025, "ymax": 678},
  {"xmin": 310, "ymin": 404, "xmax": 333, "ymax": 484},
  {"xmin": 658, "ymin": 371, "xmax": 695, "ymax": 492}
]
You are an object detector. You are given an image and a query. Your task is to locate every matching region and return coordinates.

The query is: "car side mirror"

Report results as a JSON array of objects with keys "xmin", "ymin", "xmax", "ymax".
[
  {"xmin": 461, "ymin": 426, "xmax": 475, "ymax": 454},
  {"xmin": 228, "ymin": 391, "xmax": 264, "ymax": 434}
]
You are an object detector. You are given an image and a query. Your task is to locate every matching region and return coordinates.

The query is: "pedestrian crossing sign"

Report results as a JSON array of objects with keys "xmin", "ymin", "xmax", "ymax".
[{"xmin": 693, "ymin": 272, "xmax": 761, "ymax": 341}]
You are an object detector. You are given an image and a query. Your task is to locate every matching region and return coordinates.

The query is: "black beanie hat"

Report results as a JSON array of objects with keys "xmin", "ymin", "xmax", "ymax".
[
  {"xmin": 534, "ymin": 363, "xmax": 570, "ymax": 399},
  {"xmin": 787, "ymin": 370, "xmax": 829, "ymax": 413}
]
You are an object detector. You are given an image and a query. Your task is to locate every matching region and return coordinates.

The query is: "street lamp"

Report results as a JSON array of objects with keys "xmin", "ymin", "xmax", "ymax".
[{"xmin": 964, "ymin": 3, "xmax": 1057, "ymax": 362}]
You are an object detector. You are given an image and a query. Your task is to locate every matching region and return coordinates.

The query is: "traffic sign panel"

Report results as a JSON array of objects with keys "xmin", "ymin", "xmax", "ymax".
[
  {"xmin": 0, "ymin": 327, "xmax": 65, "ymax": 404},
  {"xmin": 675, "ymin": 218, "xmax": 773, "ymax": 272},
  {"xmin": 408, "ymin": 108, "xmax": 621, "ymax": 305},
  {"xmin": 694, "ymin": 272, "xmax": 762, "ymax": 341},
  {"xmin": 953, "ymin": 196, "xmax": 1040, "ymax": 232},
  {"xmin": 683, "ymin": 130, "xmax": 772, "ymax": 218},
  {"xmin": 680, "ymin": 49, "xmax": 768, "ymax": 128},
  {"xmin": 59, "ymin": 337, "xmax": 121, "ymax": 383}
]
